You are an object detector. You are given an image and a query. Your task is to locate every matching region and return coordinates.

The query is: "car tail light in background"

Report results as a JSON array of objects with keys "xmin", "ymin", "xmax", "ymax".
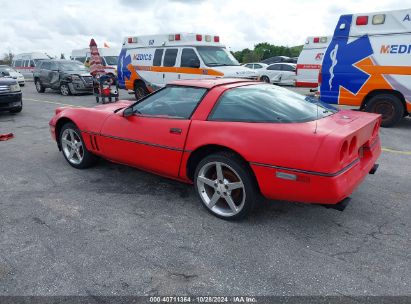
[
  {"xmin": 356, "ymin": 16, "xmax": 369, "ymax": 25},
  {"xmin": 313, "ymin": 37, "xmax": 320, "ymax": 43},
  {"xmin": 214, "ymin": 36, "xmax": 220, "ymax": 43},
  {"xmin": 196, "ymin": 34, "xmax": 202, "ymax": 41},
  {"xmin": 372, "ymin": 14, "xmax": 385, "ymax": 25}
]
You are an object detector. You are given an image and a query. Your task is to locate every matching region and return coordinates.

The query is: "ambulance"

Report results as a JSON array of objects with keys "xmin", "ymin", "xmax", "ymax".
[
  {"xmin": 118, "ymin": 33, "xmax": 258, "ymax": 99},
  {"xmin": 295, "ymin": 36, "xmax": 330, "ymax": 87},
  {"xmin": 70, "ymin": 48, "xmax": 119, "ymax": 76},
  {"xmin": 320, "ymin": 9, "xmax": 411, "ymax": 127},
  {"xmin": 12, "ymin": 52, "xmax": 50, "ymax": 77}
]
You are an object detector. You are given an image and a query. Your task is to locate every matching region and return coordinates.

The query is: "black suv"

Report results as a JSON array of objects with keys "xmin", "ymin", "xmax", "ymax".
[{"xmin": 33, "ymin": 60, "xmax": 93, "ymax": 95}]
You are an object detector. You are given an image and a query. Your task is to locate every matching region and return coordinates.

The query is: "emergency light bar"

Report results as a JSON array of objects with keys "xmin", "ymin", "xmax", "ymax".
[{"xmin": 127, "ymin": 37, "xmax": 138, "ymax": 43}]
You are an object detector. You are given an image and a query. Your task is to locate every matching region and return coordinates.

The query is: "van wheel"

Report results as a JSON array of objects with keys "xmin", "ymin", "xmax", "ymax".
[
  {"xmin": 134, "ymin": 82, "xmax": 148, "ymax": 100},
  {"xmin": 35, "ymin": 79, "xmax": 45, "ymax": 93},
  {"xmin": 366, "ymin": 94, "xmax": 404, "ymax": 127},
  {"xmin": 194, "ymin": 152, "xmax": 258, "ymax": 220}
]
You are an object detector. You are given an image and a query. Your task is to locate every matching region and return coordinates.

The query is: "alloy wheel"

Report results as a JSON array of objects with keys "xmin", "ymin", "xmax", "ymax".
[
  {"xmin": 61, "ymin": 129, "xmax": 84, "ymax": 165},
  {"xmin": 196, "ymin": 161, "xmax": 246, "ymax": 217}
]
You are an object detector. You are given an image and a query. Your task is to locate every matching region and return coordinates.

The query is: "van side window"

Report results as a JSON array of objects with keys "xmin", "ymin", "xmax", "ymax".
[
  {"xmin": 14, "ymin": 60, "xmax": 23, "ymax": 67},
  {"xmin": 163, "ymin": 49, "xmax": 178, "ymax": 67},
  {"xmin": 181, "ymin": 48, "xmax": 200, "ymax": 68},
  {"xmin": 153, "ymin": 49, "xmax": 164, "ymax": 66}
]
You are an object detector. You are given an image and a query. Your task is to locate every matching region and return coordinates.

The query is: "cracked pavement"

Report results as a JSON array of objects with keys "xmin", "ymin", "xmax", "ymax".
[{"xmin": 0, "ymin": 83, "xmax": 410, "ymax": 296}]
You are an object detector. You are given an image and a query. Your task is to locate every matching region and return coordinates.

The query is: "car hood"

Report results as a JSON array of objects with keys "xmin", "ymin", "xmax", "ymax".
[
  {"xmin": 8, "ymin": 71, "xmax": 24, "ymax": 78},
  {"xmin": 213, "ymin": 66, "xmax": 258, "ymax": 78}
]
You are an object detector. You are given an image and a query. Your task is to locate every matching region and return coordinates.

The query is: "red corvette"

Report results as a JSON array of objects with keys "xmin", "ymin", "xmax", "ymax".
[{"xmin": 49, "ymin": 78, "xmax": 381, "ymax": 219}]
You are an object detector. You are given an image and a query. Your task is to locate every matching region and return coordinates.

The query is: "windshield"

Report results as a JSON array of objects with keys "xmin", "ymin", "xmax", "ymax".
[
  {"xmin": 59, "ymin": 62, "xmax": 88, "ymax": 72},
  {"xmin": 104, "ymin": 56, "xmax": 118, "ymax": 66},
  {"xmin": 196, "ymin": 46, "xmax": 240, "ymax": 67},
  {"xmin": 209, "ymin": 84, "xmax": 338, "ymax": 123},
  {"xmin": 0, "ymin": 66, "xmax": 16, "ymax": 73}
]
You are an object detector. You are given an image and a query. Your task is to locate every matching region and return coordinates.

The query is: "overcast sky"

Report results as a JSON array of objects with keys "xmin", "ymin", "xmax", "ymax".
[{"xmin": 0, "ymin": 0, "xmax": 407, "ymax": 57}]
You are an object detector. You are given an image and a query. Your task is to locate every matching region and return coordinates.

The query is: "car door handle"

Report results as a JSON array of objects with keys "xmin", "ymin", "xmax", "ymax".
[{"xmin": 170, "ymin": 128, "xmax": 182, "ymax": 134}]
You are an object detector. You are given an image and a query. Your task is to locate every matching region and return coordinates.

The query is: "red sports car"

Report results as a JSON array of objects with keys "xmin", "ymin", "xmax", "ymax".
[{"xmin": 49, "ymin": 78, "xmax": 381, "ymax": 219}]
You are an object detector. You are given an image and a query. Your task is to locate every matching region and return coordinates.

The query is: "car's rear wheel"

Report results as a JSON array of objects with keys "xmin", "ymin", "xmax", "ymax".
[
  {"xmin": 194, "ymin": 152, "xmax": 257, "ymax": 220},
  {"xmin": 35, "ymin": 79, "xmax": 45, "ymax": 93},
  {"xmin": 59, "ymin": 123, "xmax": 97, "ymax": 169},
  {"xmin": 366, "ymin": 94, "xmax": 404, "ymax": 127},
  {"xmin": 260, "ymin": 76, "xmax": 270, "ymax": 83},
  {"xmin": 60, "ymin": 83, "xmax": 71, "ymax": 96},
  {"xmin": 134, "ymin": 81, "xmax": 148, "ymax": 100}
]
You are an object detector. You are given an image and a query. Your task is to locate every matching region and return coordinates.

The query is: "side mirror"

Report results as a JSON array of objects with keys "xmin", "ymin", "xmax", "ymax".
[{"xmin": 123, "ymin": 107, "xmax": 134, "ymax": 117}]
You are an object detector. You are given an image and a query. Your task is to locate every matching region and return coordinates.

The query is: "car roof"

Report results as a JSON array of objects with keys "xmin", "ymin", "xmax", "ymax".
[
  {"xmin": 168, "ymin": 78, "xmax": 258, "ymax": 89},
  {"xmin": 269, "ymin": 62, "xmax": 296, "ymax": 66}
]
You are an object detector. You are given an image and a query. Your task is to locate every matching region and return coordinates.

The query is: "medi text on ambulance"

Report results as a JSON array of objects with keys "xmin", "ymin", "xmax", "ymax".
[
  {"xmin": 117, "ymin": 33, "xmax": 258, "ymax": 99},
  {"xmin": 320, "ymin": 9, "xmax": 411, "ymax": 127}
]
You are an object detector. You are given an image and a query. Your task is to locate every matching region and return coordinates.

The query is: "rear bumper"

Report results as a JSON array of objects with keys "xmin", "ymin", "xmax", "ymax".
[{"xmin": 252, "ymin": 137, "xmax": 381, "ymax": 205}]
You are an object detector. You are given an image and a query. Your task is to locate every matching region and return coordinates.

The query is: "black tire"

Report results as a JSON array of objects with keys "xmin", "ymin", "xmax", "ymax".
[
  {"xmin": 194, "ymin": 152, "xmax": 258, "ymax": 220},
  {"xmin": 59, "ymin": 123, "xmax": 98, "ymax": 169},
  {"xmin": 35, "ymin": 79, "xmax": 45, "ymax": 93},
  {"xmin": 10, "ymin": 106, "xmax": 22, "ymax": 113},
  {"xmin": 60, "ymin": 83, "xmax": 72, "ymax": 96},
  {"xmin": 366, "ymin": 94, "xmax": 404, "ymax": 127},
  {"xmin": 134, "ymin": 81, "xmax": 148, "ymax": 100},
  {"xmin": 260, "ymin": 76, "xmax": 270, "ymax": 83}
]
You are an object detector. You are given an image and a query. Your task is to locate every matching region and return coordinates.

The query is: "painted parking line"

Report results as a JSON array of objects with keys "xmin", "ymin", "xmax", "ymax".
[
  {"xmin": 24, "ymin": 98, "xmax": 81, "ymax": 107},
  {"xmin": 382, "ymin": 147, "xmax": 411, "ymax": 156}
]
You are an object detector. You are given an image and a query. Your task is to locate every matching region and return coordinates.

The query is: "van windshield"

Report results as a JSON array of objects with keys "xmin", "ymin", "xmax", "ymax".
[{"xmin": 196, "ymin": 46, "xmax": 240, "ymax": 67}]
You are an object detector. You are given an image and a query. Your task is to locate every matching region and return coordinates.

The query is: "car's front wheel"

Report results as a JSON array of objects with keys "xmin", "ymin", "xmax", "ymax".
[
  {"xmin": 60, "ymin": 83, "xmax": 72, "ymax": 96},
  {"xmin": 194, "ymin": 152, "xmax": 258, "ymax": 220},
  {"xmin": 59, "ymin": 123, "xmax": 97, "ymax": 169},
  {"xmin": 35, "ymin": 79, "xmax": 45, "ymax": 93}
]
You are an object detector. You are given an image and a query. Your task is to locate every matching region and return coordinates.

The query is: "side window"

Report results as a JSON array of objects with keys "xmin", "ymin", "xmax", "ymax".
[
  {"xmin": 49, "ymin": 62, "xmax": 58, "ymax": 70},
  {"xmin": 244, "ymin": 64, "xmax": 252, "ymax": 68},
  {"xmin": 282, "ymin": 64, "xmax": 295, "ymax": 72},
  {"xmin": 134, "ymin": 86, "xmax": 207, "ymax": 119},
  {"xmin": 254, "ymin": 64, "xmax": 263, "ymax": 69},
  {"xmin": 163, "ymin": 49, "xmax": 178, "ymax": 67},
  {"xmin": 23, "ymin": 60, "xmax": 29, "ymax": 67},
  {"xmin": 42, "ymin": 62, "xmax": 51, "ymax": 70},
  {"xmin": 15, "ymin": 60, "xmax": 23, "ymax": 67},
  {"xmin": 29, "ymin": 60, "xmax": 35, "ymax": 67},
  {"xmin": 153, "ymin": 49, "xmax": 164, "ymax": 66},
  {"xmin": 180, "ymin": 48, "xmax": 200, "ymax": 68},
  {"xmin": 267, "ymin": 64, "xmax": 282, "ymax": 71}
]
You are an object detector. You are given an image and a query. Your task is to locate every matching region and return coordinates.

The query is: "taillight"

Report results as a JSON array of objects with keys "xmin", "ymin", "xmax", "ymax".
[
  {"xmin": 356, "ymin": 16, "xmax": 369, "ymax": 25},
  {"xmin": 196, "ymin": 34, "xmax": 202, "ymax": 41}
]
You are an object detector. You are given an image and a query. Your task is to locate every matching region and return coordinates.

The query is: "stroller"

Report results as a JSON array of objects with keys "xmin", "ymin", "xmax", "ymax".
[{"xmin": 93, "ymin": 74, "xmax": 119, "ymax": 104}]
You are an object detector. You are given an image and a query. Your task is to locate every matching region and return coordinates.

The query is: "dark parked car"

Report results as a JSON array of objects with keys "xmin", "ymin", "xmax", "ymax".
[
  {"xmin": 0, "ymin": 75, "xmax": 22, "ymax": 113},
  {"xmin": 33, "ymin": 60, "xmax": 93, "ymax": 96}
]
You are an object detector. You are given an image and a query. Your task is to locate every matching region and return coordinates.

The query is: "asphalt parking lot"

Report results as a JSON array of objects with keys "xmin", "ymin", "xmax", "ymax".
[{"xmin": 0, "ymin": 82, "xmax": 410, "ymax": 296}]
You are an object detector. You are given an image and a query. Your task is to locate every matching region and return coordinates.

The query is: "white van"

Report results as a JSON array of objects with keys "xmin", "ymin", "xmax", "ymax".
[
  {"xmin": 12, "ymin": 52, "xmax": 50, "ymax": 77},
  {"xmin": 295, "ymin": 36, "xmax": 330, "ymax": 88},
  {"xmin": 319, "ymin": 8, "xmax": 411, "ymax": 127},
  {"xmin": 71, "ymin": 48, "xmax": 119, "ymax": 76},
  {"xmin": 118, "ymin": 33, "xmax": 257, "ymax": 99}
]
